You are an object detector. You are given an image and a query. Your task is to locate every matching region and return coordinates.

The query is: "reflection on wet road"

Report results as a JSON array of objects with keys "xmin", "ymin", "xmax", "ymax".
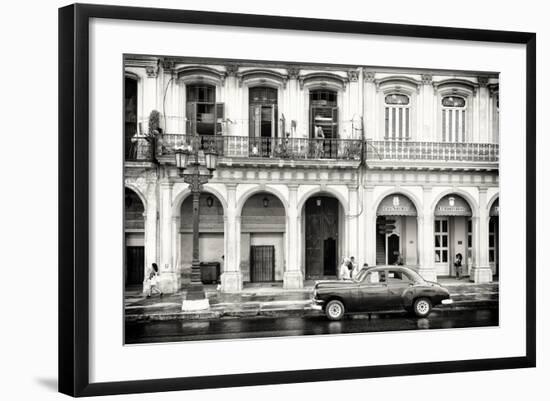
[{"xmin": 125, "ymin": 308, "xmax": 498, "ymax": 344}]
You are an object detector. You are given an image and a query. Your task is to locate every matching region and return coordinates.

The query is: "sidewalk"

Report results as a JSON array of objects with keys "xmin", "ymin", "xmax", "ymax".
[{"xmin": 125, "ymin": 278, "xmax": 499, "ymax": 322}]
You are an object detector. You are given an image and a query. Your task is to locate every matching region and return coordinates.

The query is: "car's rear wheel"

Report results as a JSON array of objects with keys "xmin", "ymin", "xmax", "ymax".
[
  {"xmin": 413, "ymin": 297, "xmax": 432, "ymax": 317},
  {"xmin": 325, "ymin": 300, "xmax": 345, "ymax": 321}
]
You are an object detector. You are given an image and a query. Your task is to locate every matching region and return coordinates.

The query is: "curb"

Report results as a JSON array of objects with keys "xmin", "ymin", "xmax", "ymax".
[{"xmin": 125, "ymin": 299, "xmax": 498, "ymax": 322}]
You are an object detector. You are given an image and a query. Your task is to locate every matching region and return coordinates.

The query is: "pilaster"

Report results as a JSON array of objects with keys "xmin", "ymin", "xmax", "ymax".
[
  {"xmin": 471, "ymin": 188, "xmax": 492, "ymax": 283},
  {"xmin": 284, "ymin": 184, "xmax": 303, "ymax": 289},
  {"xmin": 418, "ymin": 186, "xmax": 437, "ymax": 282},
  {"xmin": 221, "ymin": 183, "xmax": 242, "ymax": 292}
]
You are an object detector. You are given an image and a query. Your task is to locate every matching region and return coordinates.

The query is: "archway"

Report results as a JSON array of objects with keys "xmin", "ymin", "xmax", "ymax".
[
  {"xmin": 434, "ymin": 194, "xmax": 473, "ymax": 277},
  {"xmin": 489, "ymin": 197, "xmax": 499, "ymax": 277},
  {"xmin": 375, "ymin": 193, "xmax": 418, "ymax": 266},
  {"xmin": 180, "ymin": 192, "xmax": 225, "ymax": 285},
  {"xmin": 301, "ymin": 193, "xmax": 346, "ymax": 279},
  {"xmin": 241, "ymin": 192, "xmax": 286, "ymax": 283},
  {"xmin": 124, "ymin": 187, "xmax": 145, "ymax": 288}
]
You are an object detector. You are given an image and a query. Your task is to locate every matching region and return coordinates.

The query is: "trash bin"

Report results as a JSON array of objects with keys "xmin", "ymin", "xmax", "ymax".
[{"xmin": 200, "ymin": 262, "xmax": 220, "ymax": 284}]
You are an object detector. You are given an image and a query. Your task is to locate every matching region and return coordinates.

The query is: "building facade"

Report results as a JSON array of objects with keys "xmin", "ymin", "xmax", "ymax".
[{"xmin": 124, "ymin": 55, "xmax": 499, "ymax": 293}]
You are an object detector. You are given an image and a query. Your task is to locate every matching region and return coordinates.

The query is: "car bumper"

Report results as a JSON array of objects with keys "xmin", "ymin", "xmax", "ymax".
[
  {"xmin": 441, "ymin": 299, "xmax": 454, "ymax": 305},
  {"xmin": 311, "ymin": 298, "xmax": 325, "ymax": 310}
]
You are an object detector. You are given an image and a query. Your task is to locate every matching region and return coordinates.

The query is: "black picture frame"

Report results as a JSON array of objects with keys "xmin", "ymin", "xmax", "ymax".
[{"xmin": 59, "ymin": 3, "xmax": 536, "ymax": 397}]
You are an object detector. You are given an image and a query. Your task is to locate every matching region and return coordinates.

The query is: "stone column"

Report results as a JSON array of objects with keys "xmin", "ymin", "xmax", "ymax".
[
  {"xmin": 363, "ymin": 70, "xmax": 376, "ymax": 139},
  {"xmin": 220, "ymin": 184, "xmax": 243, "ymax": 292},
  {"xmin": 421, "ymin": 74, "xmax": 434, "ymax": 141},
  {"xmin": 143, "ymin": 65, "xmax": 159, "ymax": 133},
  {"xmin": 418, "ymin": 187, "xmax": 437, "ymax": 282},
  {"xmin": 478, "ymin": 77, "xmax": 490, "ymax": 142},
  {"xmin": 158, "ymin": 181, "xmax": 178, "ymax": 293},
  {"xmin": 347, "ymin": 185, "xmax": 359, "ymax": 260},
  {"xmin": 364, "ymin": 186, "xmax": 377, "ymax": 266},
  {"xmin": 142, "ymin": 181, "xmax": 158, "ymax": 293},
  {"xmin": 471, "ymin": 188, "xmax": 492, "ymax": 283},
  {"xmin": 284, "ymin": 185, "xmax": 304, "ymax": 289}
]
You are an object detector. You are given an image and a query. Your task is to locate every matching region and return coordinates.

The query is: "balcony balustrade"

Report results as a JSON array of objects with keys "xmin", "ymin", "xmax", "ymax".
[
  {"xmin": 365, "ymin": 140, "xmax": 499, "ymax": 163},
  {"xmin": 125, "ymin": 135, "xmax": 499, "ymax": 166},
  {"xmin": 157, "ymin": 134, "xmax": 363, "ymax": 161}
]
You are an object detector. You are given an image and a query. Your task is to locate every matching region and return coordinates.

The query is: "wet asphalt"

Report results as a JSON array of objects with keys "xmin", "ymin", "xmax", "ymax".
[{"xmin": 125, "ymin": 307, "xmax": 498, "ymax": 344}]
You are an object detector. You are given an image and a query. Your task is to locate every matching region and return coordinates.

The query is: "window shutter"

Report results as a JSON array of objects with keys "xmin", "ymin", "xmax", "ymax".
[
  {"xmin": 272, "ymin": 105, "xmax": 278, "ymax": 138},
  {"xmin": 215, "ymin": 103, "xmax": 225, "ymax": 135},
  {"xmin": 186, "ymin": 102, "xmax": 197, "ymax": 135},
  {"xmin": 332, "ymin": 107, "xmax": 339, "ymax": 138}
]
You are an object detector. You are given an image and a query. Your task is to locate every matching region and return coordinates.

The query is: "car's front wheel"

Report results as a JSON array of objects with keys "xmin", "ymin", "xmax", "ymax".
[
  {"xmin": 325, "ymin": 299, "xmax": 345, "ymax": 321},
  {"xmin": 413, "ymin": 297, "xmax": 432, "ymax": 317}
]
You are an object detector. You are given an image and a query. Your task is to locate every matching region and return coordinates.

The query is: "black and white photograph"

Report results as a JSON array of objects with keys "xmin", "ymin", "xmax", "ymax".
[{"xmin": 123, "ymin": 55, "xmax": 500, "ymax": 344}]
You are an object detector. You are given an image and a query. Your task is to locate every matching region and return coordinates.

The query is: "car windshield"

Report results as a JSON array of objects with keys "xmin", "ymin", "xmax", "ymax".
[{"xmin": 354, "ymin": 267, "xmax": 424, "ymax": 284}]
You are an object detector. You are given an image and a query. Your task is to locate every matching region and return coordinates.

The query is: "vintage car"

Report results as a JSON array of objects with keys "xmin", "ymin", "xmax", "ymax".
[{"xmin": 312, "ymin": 266, "xmax": 453, "ymax": 320}]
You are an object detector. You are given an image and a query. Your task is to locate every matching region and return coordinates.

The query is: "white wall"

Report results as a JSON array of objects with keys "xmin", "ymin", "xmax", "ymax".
[{"xmin": 3, "ymin": 1, "xmax": 546, "ymax": 401}]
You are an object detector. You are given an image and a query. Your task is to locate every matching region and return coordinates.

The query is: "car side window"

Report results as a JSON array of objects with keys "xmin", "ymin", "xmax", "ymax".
[
  {"xmin": 365, "ymin": 271, "xmax": 387, "ymax": 284},
  {"xmin": 387, "ymin": 270, "xmax": 412, "ymax": 285}
]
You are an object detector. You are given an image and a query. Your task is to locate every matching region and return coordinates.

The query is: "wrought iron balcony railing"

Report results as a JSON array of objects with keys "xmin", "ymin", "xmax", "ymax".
[
  {"xmin": 158, "ymin": 134, "xmax": 363, "ymax": 161},
  {"xmin": 125, "ymin": 136, "xmax": 154, "ymax": 162},
  {"xmin": 365, "ymin": 140, "xmax": 499, "ymax": 163}
]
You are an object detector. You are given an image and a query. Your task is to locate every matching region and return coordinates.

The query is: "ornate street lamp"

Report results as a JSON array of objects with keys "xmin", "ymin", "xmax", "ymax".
[{"xmin": 175, "ymin": 134, "xmax": 219, "ymax": 311}]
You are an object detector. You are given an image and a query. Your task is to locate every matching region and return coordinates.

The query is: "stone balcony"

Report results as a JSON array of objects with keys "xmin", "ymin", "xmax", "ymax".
[
  {"xmin": 365, "ymin": 139, "xmax": 499, "ymax": 171},
  {"xmin": 124, "ymin": 134, "xmax": 499, "ymax": 172}
]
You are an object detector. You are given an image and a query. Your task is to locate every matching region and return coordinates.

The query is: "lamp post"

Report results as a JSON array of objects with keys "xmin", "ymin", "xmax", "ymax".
[{"xmin": 175, "ymin": 134, "xmax": 218, "ymax": 311}]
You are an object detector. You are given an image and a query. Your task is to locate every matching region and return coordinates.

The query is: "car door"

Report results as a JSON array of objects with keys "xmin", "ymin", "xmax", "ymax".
[
  {"xmin": 355, "ymin": 270, "xmax": 389, "ymax": 312},
  {"xmin": 386, "ymin": 269, "xmax": 413, "ymax": 309}
]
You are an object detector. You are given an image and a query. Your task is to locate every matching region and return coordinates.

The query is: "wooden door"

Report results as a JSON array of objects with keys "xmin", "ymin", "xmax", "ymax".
[
  {"xmin": 250, "ymin": 245, "xmax": 275, "ymax": 282},
  {"xmin": 126, "ymin": 246, "xmax": 144, "ymax": 286},
  {"xmin": 305, "ymin": 197, "xmax": 339, "ymax": 278}
]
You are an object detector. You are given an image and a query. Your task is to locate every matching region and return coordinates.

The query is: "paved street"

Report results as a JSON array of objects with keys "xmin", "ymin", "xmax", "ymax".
[{"xmin": 125, "ymin": 307, "xmax": 498, "ymax": 344}]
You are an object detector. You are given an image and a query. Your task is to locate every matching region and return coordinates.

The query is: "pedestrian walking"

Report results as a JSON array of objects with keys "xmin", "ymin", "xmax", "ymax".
[
  {"xmin": 147, "ymin": 263, "xmax": 163, "ymax": 298},
  {"xmin": 351, "ymin": 260, "xmax": 362, "ymax": 280},
  {"xmin": 349, "ymin": 256, "xmax": 358, "ymax": 275},
  {"xmin": 454, "ymin": 253, "xmax": 463, "ymax": 279},
  {"xmin": 339, "ymin": 257, "xmax": 351, "ymax": 280}
]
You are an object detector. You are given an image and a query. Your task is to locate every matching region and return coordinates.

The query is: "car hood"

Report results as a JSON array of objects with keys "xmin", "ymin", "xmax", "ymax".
[{"xmin": 314, "ymin": 280, "xmax": 357, "ymax": 290}]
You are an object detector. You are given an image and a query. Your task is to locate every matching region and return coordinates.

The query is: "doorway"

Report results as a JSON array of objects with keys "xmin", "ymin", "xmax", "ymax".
[
  {"xmin": 387, "ymin": 233, "xmax": 400, "ymax": 265},
  {"xmin": 249, "ymin": 87, "xmax": 278, "ymax": 157},
  {"xmin": 126, "ymin": 246, "xmax": 144, "ymax": 286},
  {"xmin": 250, "ymin": 245, "xmax": 275, "ymax": 282},
  {"xmin": 305, "ymin": 196, "xmax": 339, "ymax": 279}
]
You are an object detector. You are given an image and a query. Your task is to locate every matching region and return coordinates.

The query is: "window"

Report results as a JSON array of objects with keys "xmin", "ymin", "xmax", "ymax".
[
  {"xmin": 489, "ymin": 218, "xmax": 496, "ymax": 263},
  {"xmin": 441, "ymin": 95, "xmax": 466, "ymax": 142},
  {"xmin": 186, "ymin": 84, "xmax": 224, "ymax": 135},
  {"xmin": 310, "ymin": 90, "xmax": 338, "ymax": 139},
  {"xmin": 387, "ymin": 270, "xmax": 412, "ymax": 284},
  {"xmin": 249, "ymin": 87, "xmax": 278, "ymax": 138},
  {"xmin": 364, "ymin": 270, "xmax": 386, "ymax": 284},
  {"xmin": 124, "ymin": 77, "xmax": 138, "ymax": 159},
  {"xmin": 384, "ymin": 93, "xmax": 410, "ymax": 140},
  {"xmin": 434, "ymin": 218, "xmax": 449, "ymax": 263},
  {"xmin": 467, "ymin": 218, "xmax": 473, "ymax": 263}
]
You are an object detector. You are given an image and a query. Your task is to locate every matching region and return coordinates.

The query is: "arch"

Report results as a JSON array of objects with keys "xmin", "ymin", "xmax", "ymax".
[
  {"xmin": 124, "ymin": 184, "xmax": 147, "ymax": 210},
  {"xmin": 433, "ymin": 78, "xmax": 479, "ymax": 95},
  {"xmin": 487, "ymin": 192, "xmax": 499, "ymax": 210},
  {"xmin": 171, "ymin": 184, "xmax": 228, "ymax": 217},
  {"xmin": 487, "ymin": 193, "xmax": 499, "ymax": 217},
  {"xmin": 375, "ymin": 76, "xmax": 421, "ymax": 93},
  {"xmin": 177, "ymin": 66, "xmax": 226, "ymax": 86},
  {"xmin": 430, "ymin": 188, "xmax": 479, "ymax": 218},
  {"xmin": 372, "ymin": 188, "xmax": 423, "ymax": 217},
  {"xmin": 238, "ymin": 69, "xmax": 288, "ymax": 89},
  {"xmin": 124, "ymin": 71, "xmax": 140, "ymax": 81},
  {"xmin": 297, "ymin": 186, "xmax": 349, "ymax": 216},
  {"xmin": 299, "ymin": 72, "xmax": 347, "ymax": 91},
  {"xmin": 236, "ymin": 186, "xmax": 289, "ymax": 216}
]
